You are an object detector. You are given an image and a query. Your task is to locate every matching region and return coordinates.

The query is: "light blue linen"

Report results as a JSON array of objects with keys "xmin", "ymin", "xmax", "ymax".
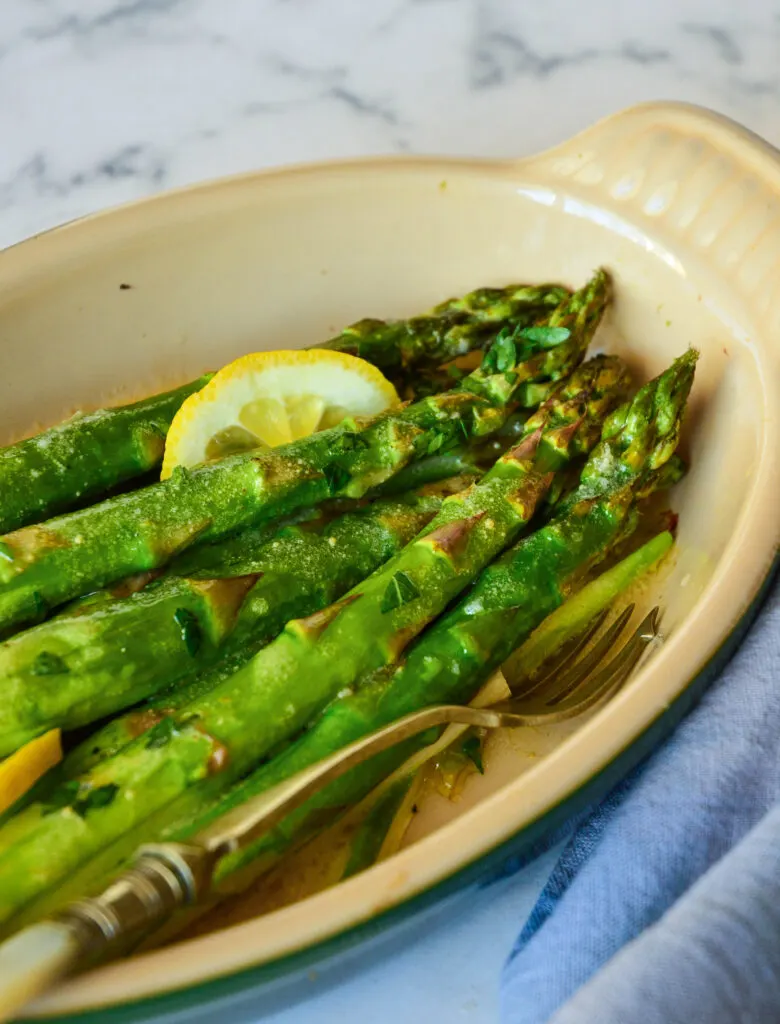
[{"xmin": 501, "ymin": 570, "xmax": 780, "ymax": 1024}]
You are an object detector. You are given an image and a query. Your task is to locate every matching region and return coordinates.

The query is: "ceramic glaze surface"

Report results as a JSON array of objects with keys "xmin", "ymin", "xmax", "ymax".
[
  {"xmin": 3, "ymin": 5, "xmax": 780, "ymax": 1020},
  {"xmin": 0, "ymin": 103, "xmax": 777, "ymax": 1018}
]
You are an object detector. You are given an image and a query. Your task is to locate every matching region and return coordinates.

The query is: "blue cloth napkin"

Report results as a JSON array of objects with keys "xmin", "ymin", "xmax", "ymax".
[{"xmin": 501, "ymin": 568, "xmax": 780, "ymax": 1024}]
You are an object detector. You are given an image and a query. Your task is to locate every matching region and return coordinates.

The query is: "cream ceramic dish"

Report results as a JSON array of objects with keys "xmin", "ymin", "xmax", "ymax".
[{"xmin": 1, "ymin": 101, "xmax": 778, "ymax": 1021}]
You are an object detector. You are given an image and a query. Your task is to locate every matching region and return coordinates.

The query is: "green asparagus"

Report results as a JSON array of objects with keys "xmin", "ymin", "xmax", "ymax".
[
  {"xmin": 57, "ymin": 426, "xmax": 568, "ymax": 781},
  {"xmin": 66, "ymin": 366, "xmax": 683, "ymax": 935},
  {"xmin": 162, "ymin": 351, "xmax": 695, "ymax": 894},
  {"xmin": 340, "ymin": 775, "xmax": 416, "ymax": 880},
  {"xmin": 0, "ymin": 273, "xmax": 608, "ymax": 635},
  {"xmin": 59, "ymin": 394, "xmax": 685, "ymax": 935},
  {"xmin": 0, "ymin": 377, "xmax": 213, "ymax": 535},
  {"xmin": 0, "ymin": 350, "xmax": 627, "ymax": 932},
  {"xmin": 0, "ymin": 283, "xmax": 567, "ymax": 535},
  {"xmin": 321, "ymin": 282, "xmax": 570, "ymax": 388},
  {"xmin": 503, "ymin": 528, "xmax": 675, "ymax": 685},
  {"xmin": 59, "ymin": 486, "xmax": 484, "ymax": 780},
  {"xmin": 369, "ymin": 411, "xmax": 531, "ymax": 497},
  {"xmin": 54, "ymin": 436, "xmax": 532, "ymax": 778},
  {"xmin": 0, "ymin": 493, "xmax": 445, "ymax": 757},
  {"xmin": 339, "ymin": 528, "xmax": 677, "ymax": 873},
  {"xmin": 54, "ymin": 401, "xmax": 592, "ymax": 782}
]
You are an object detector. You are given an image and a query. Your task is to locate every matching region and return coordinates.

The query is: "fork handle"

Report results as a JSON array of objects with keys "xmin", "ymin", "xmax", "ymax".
[
  {"xmin": 0, "ymin": 703, "xmax": 511, "ymax": 1017},
  {"xmin": 0, "ymin": 922, "xmax": 81, "ymax": 1021},
  {"xmin": 0, "ymin": 843, "xmax": 217, "ymax": 1021}
]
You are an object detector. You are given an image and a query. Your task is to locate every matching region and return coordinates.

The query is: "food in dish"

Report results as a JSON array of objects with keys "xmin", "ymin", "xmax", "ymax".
[{"xmin": 0, "ymin": 269, "xmax": 695, "ymax": 940}]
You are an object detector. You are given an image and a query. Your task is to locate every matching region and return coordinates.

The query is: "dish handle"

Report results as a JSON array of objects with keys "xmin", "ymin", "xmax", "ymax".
[{"xmin": 518, "ymin": 101, "xmax": 780, "ymax": 371}]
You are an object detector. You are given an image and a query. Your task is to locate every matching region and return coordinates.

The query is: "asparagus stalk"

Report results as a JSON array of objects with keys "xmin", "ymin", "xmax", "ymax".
[
  {"xmin": 60, "ymin": 487, "xmax": 486, "ymax": 780},
  {"xmin": 0, "ymin": 377, "xmax": 212, "ymax": 535},
  {"xmin": 57, "ymin": 426, "xmax": 571, "ymax": 780},
  {"xmin": 321, "ymin": 283, "xmax": 570, "ymax": 387},
  {"xmin": 0, "ymin": 351, "xmax": 626, "ymax": 932},
  {"xmin": 0, "ymin": 494, "xmax": 445, "ymax": 757},
  {"xmin": 340, "ymin": 774, "xmax": 416, "ymax": 880},
  {"xmin": 0, "ymin": 273, "xmax": 608, "ymax": 635},
  {"xmin": 58, "ymin": 438, "xmax": 684, "ymax": 938},
  {"xmin": 502, "ymin": 506, "xmax": 678, "ymax": 685},
  {"xmin": 56, "ymin": 420, "xmax": 549, "ymax": 781},
  {"xmin": 56, "ymin": 464, "xmax": 497, "ymax": 783},
  {"xmin": 340, "ymin": 529, "xmax": 677, "ymax": 872},
  {"xmin": 0, "ymin": 284, "xmax": 568, "ymax": 536},
  {"xmin": 161, "ymin": 351, "xmax": 695, "ymax": 895},
  {"xmin": 54, "ymin": 402, "xmax": 584, "ymax": 781},
  {"xmin": 369, "ymin": 410, "xmax": 531, "ymax": 497}
]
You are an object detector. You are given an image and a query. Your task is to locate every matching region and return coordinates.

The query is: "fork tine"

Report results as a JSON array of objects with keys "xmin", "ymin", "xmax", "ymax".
[
  {"xmin": 508, "ymin": 607, "xmax": 611, "ymax": 698},
  {"xmin": 493, "ymin": 605, "xmax": 662, "ymax": 725},
  {"xmin": 545, "ymin": 603, "xmax": 636, "ymax": 706},
  {"xmin": 550, "ymin": 606, "xmax": 662, "ymax": 718}
]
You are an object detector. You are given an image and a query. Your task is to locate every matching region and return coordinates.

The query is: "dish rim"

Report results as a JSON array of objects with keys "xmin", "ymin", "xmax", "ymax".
[{"xmin": 2, "ymin": 99, "xmax": 777, "ymax": 1020}]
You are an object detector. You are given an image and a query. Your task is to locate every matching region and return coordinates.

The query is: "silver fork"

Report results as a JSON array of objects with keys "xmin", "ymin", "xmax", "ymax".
[{"xmin": 0, "ymin": 605, "xmax": 661, "ymax": 1020}]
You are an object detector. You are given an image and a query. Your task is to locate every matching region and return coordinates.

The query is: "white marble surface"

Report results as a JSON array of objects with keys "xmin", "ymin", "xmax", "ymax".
[
  {"xmin": 1, "ymin": 0, "xmax": 779, "ymax": 254},
  {"xmin": 2, "ymin": 1, "xmax": 779, "ymax": 1021}
]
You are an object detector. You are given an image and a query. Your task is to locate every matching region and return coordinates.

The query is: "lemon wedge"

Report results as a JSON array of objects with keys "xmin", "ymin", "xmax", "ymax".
[
  {"xmin": 161, "ymin": 350, "xmax": 399, "ymax": 479},
  {"xmin": 0, "ymin": 730, "xmax": 62, "ymax": 815}
]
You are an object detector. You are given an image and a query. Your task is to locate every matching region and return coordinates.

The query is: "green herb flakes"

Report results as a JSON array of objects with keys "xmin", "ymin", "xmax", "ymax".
[
  {"xmin": 145, "ymin": 717, "xmax": 177, "ymax": 749},
  {"xmin": 381, "ymin": 571, "xmax": 421, "ymax": 613},
  {"xmin": 462, "ymin": 733, "xmax": 484, "ymax": 774},
  {"xmin": 31, "ymin": 651, "xmax": 68, "ymax": 676},
  {"xmin": 174, "ymin": 608, "xmax": 202, "ymax": 657},
  {"xmin": 518, "ymin": 325, "xmax": 571, "ymax": 347},
  {"xmin": 43, "ymin": 782, "xmax": 120, "ymax": 818}
]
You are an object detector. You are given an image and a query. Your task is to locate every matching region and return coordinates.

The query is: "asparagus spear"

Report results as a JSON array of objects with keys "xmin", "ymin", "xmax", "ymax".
[
  {"xmin": 54, "ymin": 406, "xmax": 587, "ymax": 781},
  {"xmin": 0, "ymin": 284, "xmax": 567, "ymax": 536},
  {"xmin": 0, "ymin": 351, "xmax": 626, "ymax": 932},
  {"xmin": 338, "ymin": 528, "xmax": 677, "ymax": 873},
  {"xmin": 322, "ymin": 282, "xmax": 570, "ymax": 387},
  {"xmin": 59, "ymin": 423, "xmax": 569, "ymax": 780},
  {"xmin": 0, "ymin": 493, "xmax": 445, "ymax": 757},
  {"xmin": 0, "ymin": 272, "xmax": 608, "ymax": 635},
  {"xmin": 56, "ymin": 433, "xmax": 571, "ymax": 780},
  {"xmin": 42, "ymin": 371, "xmax": 686, "ymax": 935},
  {"xmin": 0, "ymin": 377, "xmax": 213, "ymax": 535},
  {"xmin": 502, "ymin": 503, "xmax": 679, "ymax": 685},
  {"xmin": 161, "ymin": 352, "xmax": 695, "ymax": 894},
  {"xmin": 53, "ymin": 417, "xmax": 540, "ymax": 780},
  {"xmin": 61, "ymin": 486, "xmax": 491, "ymax": 780},
  {"xmin": 369, "ymin": 410, "xmax": 531, "ymax": 497},
  {"xmin": 52, "ymin": 431, "xmax": 532, "ymax": 777},
  {"xmin": 57, "ymin": 365, "xmax": 685, "ymax": 934}
]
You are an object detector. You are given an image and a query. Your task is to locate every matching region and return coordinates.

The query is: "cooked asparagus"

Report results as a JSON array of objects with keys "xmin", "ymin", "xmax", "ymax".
[
  {"xmin": 59, "ymin": 436, "xmax": 530, "ymax": 777},
  {"xmin": 49, "ymin": 365, "xmax": 685, "ymax": 933},
  {"xmin": 0, "ymin": 350, "xmax": 626, "ymax": 931},
  {"xmin": 164, "ymin": 352, "xmax": 695, "ymax": 894},
  {"xmin": 322, "ymin": 282, "xmax": 570, "ymax": 387},
  {"xmin": 0, "ymin": 377, "xmax": 213, "ymax": 535},
  {"xmin": 339, "ymin": 528, "xmax": 677, "ymax": 873},
  {"xmin": 0, "ymin": 273, "xmax": 608, "ymax": 634},
  {"xmin": 0, "ymin": 493, "xmax": 445, "ymax": 757},
  {"xmin": 56, "ymin": 360, "xmax": 610, "ymax": 781},
  {"xmin": 0, "ymin": 283, "xmax": 567, "ymax": 535}
]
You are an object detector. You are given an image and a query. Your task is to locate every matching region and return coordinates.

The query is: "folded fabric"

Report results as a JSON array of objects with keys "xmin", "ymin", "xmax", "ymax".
[{"xmin": 501, "ymin": 568, "xmax": 780, "ymax": 1024}]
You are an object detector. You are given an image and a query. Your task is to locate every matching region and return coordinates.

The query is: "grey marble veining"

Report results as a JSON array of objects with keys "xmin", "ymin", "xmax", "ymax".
[
  {"xmin": 0, "ymin": 0, "xmax": 778, "ymax": 248},
  {"xmin": 0, "ymin": 5, "xmax": 779, "ymax": 1023}
]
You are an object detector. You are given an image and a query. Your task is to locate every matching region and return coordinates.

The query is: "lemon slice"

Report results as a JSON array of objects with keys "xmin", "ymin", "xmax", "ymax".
[
  {"xmin": 0, "ymin": 730, "xmax": 62, "ymax": 815},
  {"xmin": 162, "ymin": 350, "xmax": 399, "ymax": 478}
]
